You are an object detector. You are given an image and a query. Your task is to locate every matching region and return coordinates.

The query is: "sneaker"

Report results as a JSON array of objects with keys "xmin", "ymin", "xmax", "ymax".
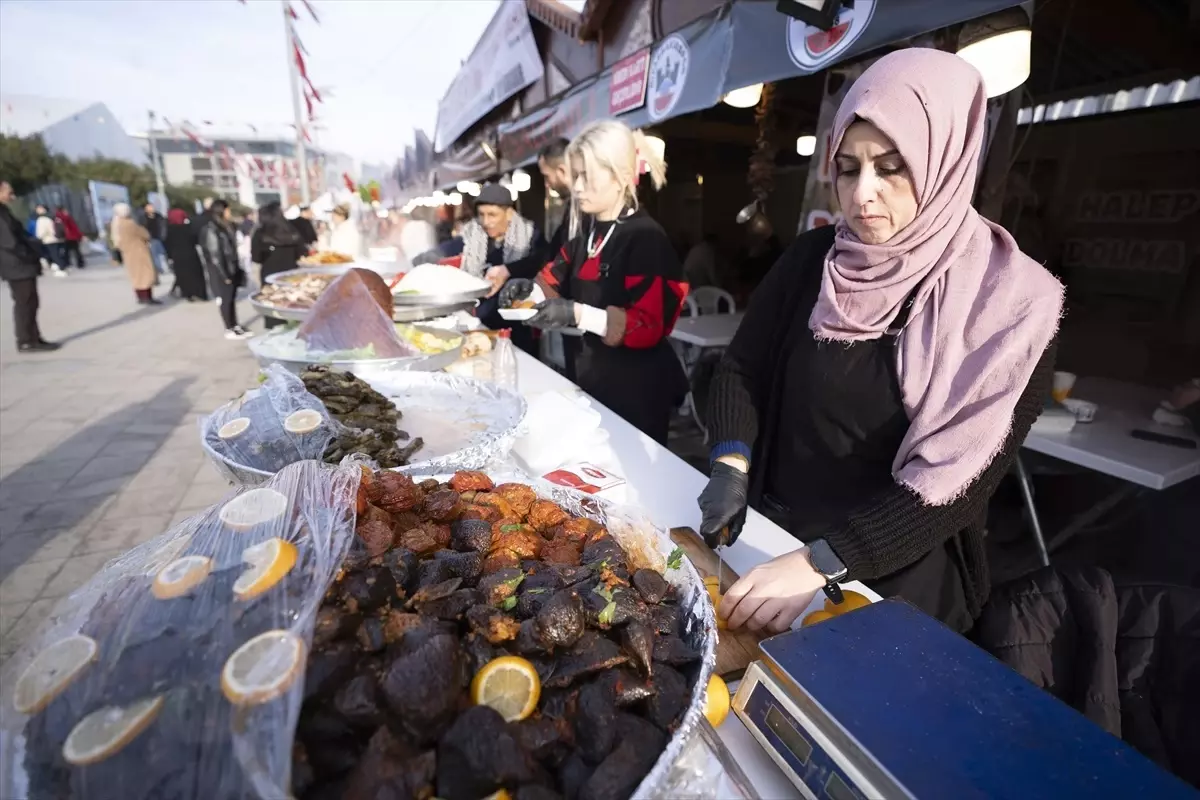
[
  {"xmin": 51, "ymin": 265, "xmax": 67, "ymax": 278},
  {"xmin": 18, "ymin": 341, "xmax": 61, "ymax": 353},
  {"xmin": 224, "ymin": 326, "xmax": 254, "ymax": 341}
]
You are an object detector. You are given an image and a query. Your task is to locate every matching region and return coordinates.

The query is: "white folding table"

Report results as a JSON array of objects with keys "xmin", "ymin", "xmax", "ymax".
[{"xmin": 1017, "ymin": 377, "xmax": 1200, "ymax": 565}]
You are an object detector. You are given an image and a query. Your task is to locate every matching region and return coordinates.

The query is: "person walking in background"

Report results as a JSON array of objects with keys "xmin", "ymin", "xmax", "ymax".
[
  {"xmin": 112, "ymin": 203, "xmax": 159, "ymax": 305},
  {"xmin": 199, "ymin": 198, "xmax": 252, "ymax": 340},
  {"xmin": 251, "ymin": 201, "xmax": 303, "ymax": 329},
  {"xmin": 54, "ymin": 206, "xmax": 85, "ymax": 269},
  {"xmin": 327, "ymin": 203, "xmax": 362, "ymax": 257},
  {"xmin": 34, "ymin": 204, "xmax": 66, "ymax": 277},
  {"xmin": 0, "ymin": 181, "xmax": 59, "ymax": 352},
  {"xmin": 142, "ymin": 202, "xmax": 169, "ymax": 275},
  {"xmin": 238, "ymin": 209, "xmax": 257, "ymax": 238},
  {"xmin": 165, "ymin": 208, "xmax": 207, "ymax": 302},
  {"xmin": 291, "ymin": 205, "xmax": 318, "ymax": 253}
]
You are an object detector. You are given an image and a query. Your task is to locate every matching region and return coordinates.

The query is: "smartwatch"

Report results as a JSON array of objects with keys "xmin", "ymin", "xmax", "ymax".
[{"xmin": 806, "ymin": 538, "xmax": 849, "ymax": 605}]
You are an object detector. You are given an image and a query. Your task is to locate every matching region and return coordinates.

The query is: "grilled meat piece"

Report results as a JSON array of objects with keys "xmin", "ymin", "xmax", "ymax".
[
  {"xmin": 492, "ymin": 482, "xmax": 537, "ymax": 518},
  {"xmin": 543, "ymin": 632, "xmax": 627, "ymax": 689},
  {"xmin": 551, "ymin": 517, "xmax": 603, "ymax": 545},
  {"xmin": 512, "ymin": 716, "xmax": 563, "ymax": 762},
  {"xmin": 466, "ymin": 604, "xmax": 522, "ymax": 643},
  {"xmin": 355, "ymin": 617, "xmax": 387, "ymax": 653},
  {"xmin": 644, "ymin": 663, "xmax": 688, "ymax": 730},
  {"xmin": 558, "ymin": 752, "xmax": 593, "ymax": 800},
  {"xmin": 381, "ymin": 632, "xmax": 464, "ymax": 745},
  {"xmin": 473, "ymin": 491, "xmax": 517, "ymax": 520},
  {"xmin": 381, "ymin": 546, "xmax": 418, "ymax": 598},
  {"xmin": 579, "ymin": 714, "xmax": 665, "ymax": 800},
  {"xmin": 420, "ymin": 588, "xmax": 480, "ymax": 621},
  {"xmin": 463, "ymin": 633, "xmax": 501, "ymax": 675},
  {"xmin": 416, "ymin": 556, "xmax": 456, "ymax": 590},
  {"xmin": 597, "ymin": 667, "xmax": 656, "ymax": 707},
  {"xmin": 343, "ymin": 727, "xmax": 436, "ymax": 800},
  {"xmin": 304, "ymin": 640, "xmax": 358, "ymax": 700},
  {"xmin": 515, "ymin": 618, "xmax": 549, "ymax": 656},
  {"xmin": 574, "ymin": 680, "xmax": 619, "ymax": 765},
  {"xmin": 652, "ymin": 634, "xmax": 700, "ymax": 666},
  {"xmin": 355, "ymin": 505, "xmax": 395, "ymax": 557},
  {"xmin": 478, "ymin": 567, "xmax": 524, "ymax": 606},
  {"xmin": 449, "ymin": 470, "xmax": 494, "ymax": 493},
  {"xmin": 534, "ymin": 590, "xmax": 585, "ymax": 650},
  {"xmin": 398, "ymin": 522, "xmax": 444, "ymax": 556},
  {"xmin": 491, "ymin": 523, "xmax": 542, "ymax": 560},
  {"xmin": 434, "ymin": 548, "xmax": 484, "ymax": 584},
  {"xmin": 313, "ymin": 606, "xmax": 361, "ymax": 648},
  {"xmin": 631, "ymin": 569, "xmax": 668, "ymax": 604},
  {"xmin": 382, "ymin": 610, "xmax": 424, "ymax": 643},
  {"xmin": 419, "ymin": 478, "xmax": 442, "ymax": 492},
  {"xmin": 371, "ymin": 471, "xmax": 423, "ymax": 513},
  {"xmin": 460, "ymin": 503, "xmax": 504, "ymax": 524},
  {"xmin": 541, "ymin": 538, "xmax": 582, "ymax": 566},
  {"xmin": 648, "ymin": 603, "xmax": 682, "ymax": 637},
  {"xmin": 619, "ymin": 621, "xmax": 655, "ymax": 677},
  {"xmin": 423, "ymin": 488, "xmax": 464, "ymax": 522},
  {"xmin": 340, "ymin": 566, "xmax": 397, "ymax": 613},
  {"xmin": 436, "ymin": 705, "xmax": 534, "ymax": 800},
  {"xmin": 527, "ymin": 500, "xmax": 570, "ymax": 532},
  {"xmin": 451, "ymin": 518, "xmax": 493, "ymax": 553},
  {"xmin": 580, "ymin": 537, "xmax": 627, "ymax": 572},
  {"xmin": 409, "ymin": 577, "xmax": 462, "ymax": 608},
  {"xmin": 332, "ymin": 674, "xmax": 385, "ymax": 729}
]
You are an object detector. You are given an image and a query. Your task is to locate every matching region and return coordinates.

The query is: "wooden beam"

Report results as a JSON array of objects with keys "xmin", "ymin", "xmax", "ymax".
[
  {"xmin": 580, "ymin": 0, "xmax": 616, "ymax": 40},
  {"xmin": 526, "ymin": 0, "xmax": 582, "ymax": 39}
]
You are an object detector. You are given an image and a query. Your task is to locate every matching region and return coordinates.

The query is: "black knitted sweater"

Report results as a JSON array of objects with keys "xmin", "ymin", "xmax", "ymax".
[{"xmin": 707, "ymin": 227, "xmax": 1057, "ymax": 622}]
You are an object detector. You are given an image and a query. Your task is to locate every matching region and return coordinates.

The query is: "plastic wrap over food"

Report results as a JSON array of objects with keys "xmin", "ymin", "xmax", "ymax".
[
  {"xmin": 0, "ymin": 460, "xmax": 362, "ymax": 800},
  {"xmin": 201, "ymin": 364, "xmax": 336, "ymax": 485},
  {"xmin": 403, "ymin": 464, "xmax": 718, "ymax": 800},
  {"xmin": 296, "ymin": 269, "xmax": 415, "ymax": 358},
  {"xmin": 349, "ymin": 367, "xmax": 529, "ymax": 475}
]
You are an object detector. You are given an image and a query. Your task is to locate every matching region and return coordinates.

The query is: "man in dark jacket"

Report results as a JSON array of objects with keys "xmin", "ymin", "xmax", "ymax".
[
  {"xmin": 143, "ymin": 202, "xmax": 168, "ymax": 274},
  {"xmin": 291, "ymin": 205, "xmax": 318, "ymax": 251},
  {"xmin": 0, "ymin": 181, "xmax": 59, "ymax": 352}
]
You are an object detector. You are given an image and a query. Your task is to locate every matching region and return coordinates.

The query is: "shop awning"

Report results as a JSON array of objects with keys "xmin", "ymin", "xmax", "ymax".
[{"xmin": 498, "ymin": 0, "xmax": 1024, "ymax": 169}]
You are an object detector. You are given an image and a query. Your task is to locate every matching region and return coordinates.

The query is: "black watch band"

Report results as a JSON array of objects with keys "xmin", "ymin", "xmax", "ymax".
[{"xmin": 806, "ymin": 538, "xmax": 848, "ymax": 587}]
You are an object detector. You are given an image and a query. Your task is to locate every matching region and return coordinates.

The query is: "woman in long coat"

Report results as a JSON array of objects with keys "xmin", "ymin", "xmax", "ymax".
[
  {"xmin": 165, "ymin": 208, "xmax": 207, "ymax": 301},
  {"xmin": 111, "ymin": 203, "xmax": 159, "ymax": 304}
]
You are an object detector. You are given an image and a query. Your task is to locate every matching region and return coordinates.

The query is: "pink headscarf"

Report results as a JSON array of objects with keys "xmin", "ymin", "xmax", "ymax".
[{"xmin": 809, "ymin": 48, "xmax": 1063, "ymax": 506}]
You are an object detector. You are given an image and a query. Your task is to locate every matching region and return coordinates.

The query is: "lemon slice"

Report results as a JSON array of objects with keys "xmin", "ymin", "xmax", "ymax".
[
  {"xmin": 233, "ymin": 538, "xmax": 297, "ymax": 601},
  {"xmin": 151, "ymin": 555, "xmax": 213, "ymax": 600},
  {"xmin": 470, "ymin": 655, "xmax": 540, "ymax": 722},
  {"xmin": 218, "ymin": 488, "xmax": 289, "ymax": 531},
  {"xmin": 13, "ymin": 635, "xmax": 99, "ymax": 715},
  {"xmin": 221, "ymin": 629, "xmax": 305, "ymax": 705},
  {"xmin": 62, "ymin": 695, "xmax": 163, "ymax": 766},
  {"xmin": 142, "ymin": 534, "xmax": 193, "ymax": 578},
  {"xmin": 217, "ymin": 417, "xmax": 251, "ymax": 440},
  {"xmin": 283, "ymin": 409, "xmax": 323, "ymax": 434},
  {"xmin": 703, "ymin": 674, "xmax": 731, "ymax": 728}
]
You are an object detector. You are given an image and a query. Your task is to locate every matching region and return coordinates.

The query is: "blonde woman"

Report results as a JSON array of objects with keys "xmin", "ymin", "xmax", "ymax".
[
  {"xmin": 111, "ymin": 203, "xmax": 159, "ymax": 304},
  {"xmin": 500, "ymin": 119, "xmax": 690, "ymax": 443}
]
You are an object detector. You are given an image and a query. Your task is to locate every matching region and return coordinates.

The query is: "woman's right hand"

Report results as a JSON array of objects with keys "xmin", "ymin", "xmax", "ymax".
[
  {"xmin": 697, "ymin": 458, "xmax": 750, "ymax": 550},
  {"xmin": 498, "ymin": 278, "xmax": 534, "ymax": 308}
]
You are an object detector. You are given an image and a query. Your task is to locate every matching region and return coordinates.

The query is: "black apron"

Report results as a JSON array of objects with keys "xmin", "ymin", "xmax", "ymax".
[
  {"xmin": 762, "ymin": 266, "xmax": 973, "ymax": 632},
  {"xmin": 561, "ymin": 223, "xmax": 687, "ymax": 445}
]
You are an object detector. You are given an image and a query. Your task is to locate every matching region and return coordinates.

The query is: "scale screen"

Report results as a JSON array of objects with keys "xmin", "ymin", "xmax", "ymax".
[{"xmin": 766, "ymin": 705, "xmax": 812, "ymax": 765}]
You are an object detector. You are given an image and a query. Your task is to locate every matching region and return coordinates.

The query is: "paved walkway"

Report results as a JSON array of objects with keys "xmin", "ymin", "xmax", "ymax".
[{"xmin": 0, "ymin": 260, "xmax": 261, "ymax": 662}]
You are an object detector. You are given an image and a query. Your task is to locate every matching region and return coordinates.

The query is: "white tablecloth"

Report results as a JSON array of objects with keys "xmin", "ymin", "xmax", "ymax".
[{"xmin": 514, "ymin": 350, "xmax": 875, "ymax": 799}]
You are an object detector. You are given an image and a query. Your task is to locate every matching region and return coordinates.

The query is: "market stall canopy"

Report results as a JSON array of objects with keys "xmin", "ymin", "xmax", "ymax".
[
  {"xmin": 432, "ymin": 136, "xmax": 500, "ymax": 191},
  {"xmin": 498, "ymin": 0, "xmax": 1024, "ymax": 169},
  {"xmin": 434, "ymin": 0, "xmax": 545, "ymax": 153}
]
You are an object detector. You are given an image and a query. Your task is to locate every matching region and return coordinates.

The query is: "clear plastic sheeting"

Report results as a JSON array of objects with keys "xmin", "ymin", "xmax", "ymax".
[
  {"xmin": 0, "ymin": 460, "xmax": 362, "ymax": 800},
  {"xmin": 296, "ymin": 269, "xmax": 415, "ymax": 359},
  {"xmin": 201, "ymin": 365, "xmax": 336, "ymax": 485}
]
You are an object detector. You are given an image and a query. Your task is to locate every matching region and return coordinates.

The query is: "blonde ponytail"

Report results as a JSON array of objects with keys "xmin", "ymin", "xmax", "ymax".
[{"xmin": 565, "ymin": 120, "xmax": 668, "ymax": 238}]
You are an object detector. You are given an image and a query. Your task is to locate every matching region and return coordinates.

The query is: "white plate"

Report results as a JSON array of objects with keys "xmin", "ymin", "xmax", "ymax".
[{"xmin": 498, "ymin": 308, "xmax": 537, "ymax": 321}]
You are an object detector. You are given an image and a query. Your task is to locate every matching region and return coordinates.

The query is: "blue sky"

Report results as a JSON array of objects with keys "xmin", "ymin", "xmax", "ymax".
[{"xmin": 0, "ymin": 0, "xmax": 503, "ymax": 164}]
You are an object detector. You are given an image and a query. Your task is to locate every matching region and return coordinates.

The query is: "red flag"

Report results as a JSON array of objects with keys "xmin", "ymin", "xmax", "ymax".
[
  {"xmin": 304, "ymin": 90, "xmax": 315, "ymax": 120},
  {"xmin": 308, "ymin": 85, "xmax": 322, "ymax": 103},
  {"xmin": 286, "ymin": 3, "xmax": 298, "ymax": 19},
  {"xmin": 301, "ymin": 0, "xmax": 319, "ymax": 23},
  {"xmin": 293, "ymin": 44, "xmax": 308, "ymax": 81}
]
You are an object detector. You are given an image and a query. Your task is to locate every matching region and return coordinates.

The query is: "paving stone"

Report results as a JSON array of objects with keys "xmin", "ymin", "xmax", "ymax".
[
  {"xmin": 0, "ymin": 601, "xmax": 30, "ymax": 639},
  {"xmin": 40, "ymin": 552, "xmax": 118, "ymax": 600},
  {"xmin": 1, "ymin": 599, "xmax": 60, "ymax": 660},
  {"xmin": 0, "ymin": 529, "xmax": 84, "ymax": 569},
  {"xmin": 0, "ymin": 559, "xmax": 65, "ymax": 604},
  {"xmin": 81, "ymin": 513, "xmax": 173, "ymax": 554}
]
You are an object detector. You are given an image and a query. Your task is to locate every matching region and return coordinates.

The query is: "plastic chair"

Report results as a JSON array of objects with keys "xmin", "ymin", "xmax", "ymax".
[{"xmin": 689, "ymin": 286, "xmax": 736, "ymax": 315}]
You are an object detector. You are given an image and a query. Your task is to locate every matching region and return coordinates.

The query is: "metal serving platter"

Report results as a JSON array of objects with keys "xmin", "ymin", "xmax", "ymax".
[
  {"xmin": 246, "ymin": 324, "xmax": 464, "ymax": 376},
  {"xmin": 265, "ymin": 262, "xmax": 405, "ymax": 286},
  {"xmin": 251, "ymin": 297, "xmax": 477, "ymax": 323}
]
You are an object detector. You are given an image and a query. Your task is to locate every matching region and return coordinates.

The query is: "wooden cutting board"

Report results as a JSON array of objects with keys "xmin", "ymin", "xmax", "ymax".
[{"xmin": 670, "ymin": 527, "xmax": 767, "ymax": 679}]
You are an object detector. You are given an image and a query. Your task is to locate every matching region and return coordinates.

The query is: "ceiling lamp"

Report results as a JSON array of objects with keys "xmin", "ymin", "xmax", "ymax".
[
  {"xmin": 448, "ymin": 192, "xmax": 463, "ymax": 206},
  {"xmin": 796, "ymin": 135, "xmax": 816, "ymax": 157},
  {"xmin": 956, "ymin": 7, "xmax": 1032, "ymax": 98},
  {"xmin": 456, "ymin": 180, "xmax": 473, "ymax": 193},
  {"xmin": 723, "ymin": 83, "xmax": 763, "ymax": 109},
  {"xmin": 512, "ymin": 169, "xmax": 532, "ymax": 192}
]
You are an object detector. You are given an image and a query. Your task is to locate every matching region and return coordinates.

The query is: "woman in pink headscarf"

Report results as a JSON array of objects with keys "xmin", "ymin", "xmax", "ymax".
[{"xmin": 696, "ymin": 48, "xmax": 1063, "ymax": 634}]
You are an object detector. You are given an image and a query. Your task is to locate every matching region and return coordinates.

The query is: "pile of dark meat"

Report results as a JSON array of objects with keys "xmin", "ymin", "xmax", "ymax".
[
  {"xmin": 296, "ymin": 469, "xmax": 702, "ymax": 800},
  {"xmin": 301, "ymin": 366, "xmax": 424, "ymax": 468}
]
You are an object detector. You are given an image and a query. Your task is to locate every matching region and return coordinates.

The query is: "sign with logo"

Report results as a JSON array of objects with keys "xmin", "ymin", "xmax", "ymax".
[
  {"xmin": 434, "ymin": 0, "xmax": 544, "ymax": 152},
  {"xmin": 609, "ymin": 49, "xmax": 651, "ymax": 116},
  {"xmin": 786, "ymin": 0, "xmax": 876, "ymax": 70},
  {"xmin": 647, "ymin": 34, "xmax": 690, "ymax": 122}
]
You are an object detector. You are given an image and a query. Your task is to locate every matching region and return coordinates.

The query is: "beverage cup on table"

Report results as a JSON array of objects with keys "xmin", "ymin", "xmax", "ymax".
[{"xmin": 1052, "ymin": 371, "xmax": 1076, "ymax": 404}]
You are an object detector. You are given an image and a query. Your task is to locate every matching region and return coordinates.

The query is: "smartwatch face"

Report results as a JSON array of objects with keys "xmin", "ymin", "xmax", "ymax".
[{"xmin": 808, "ymin": 539, "xmax": 847, "ymax": 580}]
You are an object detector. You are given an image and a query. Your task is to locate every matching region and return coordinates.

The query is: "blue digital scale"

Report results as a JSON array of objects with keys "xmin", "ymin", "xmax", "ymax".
[{"xmin": 732, "ymin": 599, "xmax": 1196, "ymax": 800}]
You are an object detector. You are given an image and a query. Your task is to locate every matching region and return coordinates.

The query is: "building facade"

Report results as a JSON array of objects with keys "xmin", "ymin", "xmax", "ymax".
[{"xmin": 0, "ymin": 93, "xmax": 147, "ymax": 165}]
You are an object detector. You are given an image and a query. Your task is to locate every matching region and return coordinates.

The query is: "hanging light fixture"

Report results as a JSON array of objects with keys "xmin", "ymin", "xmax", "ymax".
[
  {"xmin": 456, "ymin": 180, "xmax": 473, "ymax": 193},
  {"xmin": 796, "ymin": 135, "xmax": 816, "ymax": 157},
  {"xmin": 956, "ymin": 6, "xmax": 1032, "ymax": 98},
  {"xmin": 512, "ymin": 169, "xmax": 532, "ymax": 192},
  {"xmin": 448, "ymin": 192, "xmax": 463, "ymax": 206},
  {"xmin": 723, "ymin": 83, "xmax": 763, "ymax": 108}
]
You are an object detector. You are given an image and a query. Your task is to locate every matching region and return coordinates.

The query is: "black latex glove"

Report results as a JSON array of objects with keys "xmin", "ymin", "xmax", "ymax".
[
  {"xmin": 498, "ymin": 278, "xmax": 534, "ymax": 309},
  {"xmin": 527, "ymin": 298, "xmax": 577, "ymax": 330},
  {"xmin": 698, "ymin": 461, "xmax": 749, "ymax": 550}
]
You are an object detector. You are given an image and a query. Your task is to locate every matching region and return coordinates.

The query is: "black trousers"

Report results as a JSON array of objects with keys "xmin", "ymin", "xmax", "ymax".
[
  {"xmin": 63, "ymin": 240, "xmax": 84, "ymax": 268},
  {"xmin": 7, "ymin": 278, "xmax": 42, "ymax": 347},
  {"xmin": 215, "ymin": 280, "xmax": 238, "ymax": 329}
]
